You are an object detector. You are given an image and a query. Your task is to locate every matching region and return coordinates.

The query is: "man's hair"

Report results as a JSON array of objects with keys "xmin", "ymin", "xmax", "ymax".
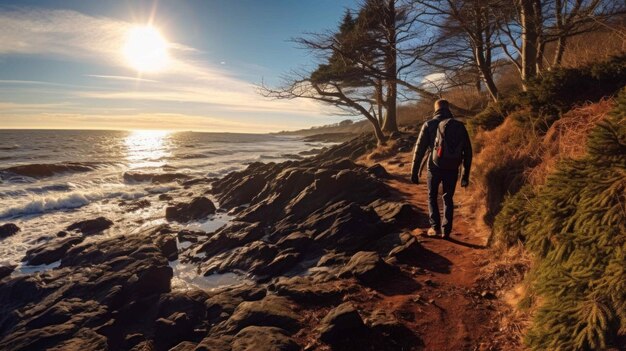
[{"xmin": 434, "ymin": 99, "xmax": 449, "ymax": 111}]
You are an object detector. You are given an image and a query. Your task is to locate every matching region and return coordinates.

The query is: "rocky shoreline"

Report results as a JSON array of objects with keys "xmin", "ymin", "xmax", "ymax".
[{"xmin": 0, "ymin": 133, "xmax": 438, "ymax": 351}]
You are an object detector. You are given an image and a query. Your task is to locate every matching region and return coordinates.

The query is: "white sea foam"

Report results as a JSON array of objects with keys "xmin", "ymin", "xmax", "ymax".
[{"xmin": 0, "ymin": 188, "xmax": 146, "ymax": 219}]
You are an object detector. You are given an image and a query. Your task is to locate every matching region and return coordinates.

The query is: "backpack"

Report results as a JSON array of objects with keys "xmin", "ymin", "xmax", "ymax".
[{"xmin": 432, "ymin": 118, "xmax": 463, "ymax": 170}]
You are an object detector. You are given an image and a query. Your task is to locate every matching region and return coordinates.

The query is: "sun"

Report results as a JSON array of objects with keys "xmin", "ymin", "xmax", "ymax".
[{"xmin": 123, "ymin": 26, "xmax": 169, "ymax": 73}]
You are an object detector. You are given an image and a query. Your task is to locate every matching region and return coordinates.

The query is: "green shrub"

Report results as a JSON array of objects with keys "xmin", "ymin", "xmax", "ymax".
[
  {"xmin": 491, "ymin": 185, "xmax": 535, "ymax": 247},
  {"xmin": 518, "ymin": 89, "xmax": 626, "ymax": 350},
  {"xmin": 524, "ymin": 54, "xmax": 626, "ymax": 116},
  {"xmin": 468, "ymin": 98, "xmax": 521, "ymax": 134}
]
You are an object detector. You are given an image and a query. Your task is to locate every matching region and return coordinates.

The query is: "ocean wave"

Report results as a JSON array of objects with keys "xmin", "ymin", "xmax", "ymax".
[
  {"xmin": 0, "ymin": 145, "xmax": 19, "ymax": 151},
  {"xmin": 0, "ymin": 162, "xmax": 100, "ymax": 179},
  {"xmin": 0, "ymin": 189, "xmax": 146, "ymax": 219}
]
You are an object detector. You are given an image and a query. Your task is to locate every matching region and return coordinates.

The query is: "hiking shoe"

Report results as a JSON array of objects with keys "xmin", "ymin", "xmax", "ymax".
[{"xmin": 427, "ymin": 228, "xmax": 441, "ymax": 237}]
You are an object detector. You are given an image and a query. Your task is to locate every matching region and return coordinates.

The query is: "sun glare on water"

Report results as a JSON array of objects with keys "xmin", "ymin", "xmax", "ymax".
[
  {"xmin": 125, "ymin": 130, "xmax": 172, "ymax": 169},
  {"xmin": 123, "ymin": 26, "xmax": 169, "ymax": 72}
]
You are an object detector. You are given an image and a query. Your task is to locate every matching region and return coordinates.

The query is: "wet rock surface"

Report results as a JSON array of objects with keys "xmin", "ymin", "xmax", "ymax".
[
  {"xmin": 0, "ymin": 223, "xmax": 20, "ymax": 239},
  {"xmin": 66, "ymin": 217, "xmax": 113, "ymax": 235},
  {"xmin": 0, "ymin": 135, "xmax": 431, "ymax": 351},
  {"xmin": 166, "ymin": 196, "xmax": 217, "ymax": 222}
]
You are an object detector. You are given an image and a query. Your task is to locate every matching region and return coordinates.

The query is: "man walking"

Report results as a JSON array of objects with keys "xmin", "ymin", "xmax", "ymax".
[{"xmin": 410, "ymin": 99, "xmax": 472, "ymax": 239}]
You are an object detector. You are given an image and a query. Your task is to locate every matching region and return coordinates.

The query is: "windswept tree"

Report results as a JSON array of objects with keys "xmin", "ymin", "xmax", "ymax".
[
  {"xmin": 498, "ymin": 0, "xmax": 625, "ymax": 89},
  {"xmin": 259, "ymin": 11, "xmax": 389, "ymax": 143},
  {"xmin": 414, "ymin": 0, "xmax": 508, "ymax": 102}
]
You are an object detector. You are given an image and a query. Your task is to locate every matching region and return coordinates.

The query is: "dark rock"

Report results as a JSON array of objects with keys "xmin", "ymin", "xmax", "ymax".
[
  {"xmin": 155, "ymin": 234, "xmax": 178, "ymax": 261},
  {"xmin": 388, "ymin": 237, "xmax": 423, "ymax": 264},
  {"xmin": 154, "ymin": 312, "xmax": 193, "ymax": 349},
  {"xmin": 366, "ymin": 309, "xmax": 422, "ymax": 350},
  {"xmin": 371, "ymin": 200, "xmax": 421, "ymax": 229},
  {"xmin": 257, "ymin": 252, "xmax": 301, "ymax": 277},
  {"xmin": 481, "ymin": 290, "xmax": 497, "ymax": 299},
  {"xmin": 316, "ymin": 252, "xmax": 348, "ymax": 267},
  {"xmin": 339, "ymin": 251, "xmax": 396, "ymax": 285},
  {"xmin": 232, "ymin": 326, "xmax": 299, "ymax": 351},
  {"xmin": 318, "ymin": 303, "xmax": 367, "ymax": 344},
  {"xmin": 274, "ymin": 276, "xmax": 350, "ymax": 305},
  {"xmin": 0, "ymin": 228, "xmax": 175, "ymax": 351},
  {"xmin": 169, "ymin": 341, "xmax": 197, "ymax": 351},
  {"xmin": 165, "ymin": 197, "xmax": 216, "ymax": 222},
  {"xmin": 181, "ymin": 177, "xmax": 212, "ymax": 187},
  {"xmin": 276, "ymin": 232, "xmax": 312, "ymax": 252},
  {"xmin": 23, "ymin": 236, "xmax": 85, "ymax": 266},
  {"xmin": 301, "ymin": 201, "xmax": 385, "ymax": 253},
  {"xmin": 0, "ymin": 223, "xmax": 20, "ymax": 239},
  {"xmin": 123, "ymin": 171, "xmax": 191, "ymax": 183},
  {"xmin": 159, "ymin": 193, "xmax": 173, "ymax": 201},
  {"xmin": 0, "ymin": 265, "xmax": 16, "ymax": 280},
  {"xmin": 46, "ymin": 328, "xmax": 108, "ymax": 351},
  {"xmin": 66, "ymin": 217, "xmax": 113, "ymax": 235},
  {"xmin": 177, "ymin": 229, "xmax": 207, "ymax": 243},
  {"xmin": 123, "ymin": 199, "xmax": 151, "ymax": 211},
  {"xmin": 195, "ymin": 336, "xmax": 233, "ymax": 351},
  {"xmin": 366, "ymin": 164, "xmax": 391, "ymax": 179},
  {"xmin": 225, "ymin": 295, "xmax": 300, "ymax": 333},
  {"xmin": 196, "ymin": 222, "xmax": 265, "ymax": 258},
  {"xmin": 56, "ymin": 231, "xmax": 68, "ymax": 238},
  {"xmin": 204, "ymin": 240, "xmax": 278, "ymax": 275}
]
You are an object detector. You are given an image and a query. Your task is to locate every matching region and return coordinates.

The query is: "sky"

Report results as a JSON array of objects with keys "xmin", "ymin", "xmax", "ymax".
[{"xmin": 0, "ymin": 0, "xmax": 360, "ymax": 132}]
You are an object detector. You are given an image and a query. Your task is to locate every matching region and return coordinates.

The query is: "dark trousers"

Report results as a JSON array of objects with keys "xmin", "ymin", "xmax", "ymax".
[{"xmin": 427, "ymin": 170, "xmax": 458, "ymax": 234}]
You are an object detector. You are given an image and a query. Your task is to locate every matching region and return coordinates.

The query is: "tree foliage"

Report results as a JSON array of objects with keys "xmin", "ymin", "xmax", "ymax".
[{"xmin": 493, "ymin": 89, "xmax": 626, "ymax": 350}]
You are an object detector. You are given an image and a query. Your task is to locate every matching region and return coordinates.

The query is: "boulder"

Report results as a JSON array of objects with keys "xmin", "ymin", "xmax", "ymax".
[
  {"xmin": 0, "ymin": 223, "xmax": 20, "ymax": 239},
  {"xmin": 195, "ymin": 336, "xmax": 233, "ymax": 351},
  {"xmin": 168, "ymin": 341, "xmax": 197, "ymax": 351},
  {"xmin": 154, "ymin": 312, "xmax": 194, "ymax": 349},
  {"xmin": 155, "ymin": 234, "xmax": 178, "ymax": 261},
  {"xmin": 371, "ymin": 200, "xmax": 421, "ymax": 228},
  {"xmin": 46, "ymin": 328, "xmax": 108, "ymax": 351},
  {"xmin": 225, "ymin": 295, "xmax": 300, "ymax": 333},
  {"xmin": 318, "ymin": 303, "xmax": 367, "ymax": 344},
  {"xmin": 23, "ymin": 236, "xmax": 85, "ymax": 266},
  {"xmin": 257, "ymin": 252, "xmax": 301, "ymax": 277},
  {"xmin": 339, "ymin": 251, "xmax": 395, "ymax": 285},
  {"xmin": 366, "ymin": 164, "xmax": 391, "ymax": 179},
  {"xmin": 387, "ymin": 237, "xmax": 423, "ymax": 264},
  {"xmin": 66, "ymin": 217, "xmax": 113, "ymax": 235},
  {"xmin": 204, "ymin": 241, "xmax": 278, "ymax": 275},
  {"xmin": 0, "ymin": 265, "xmax": 16, "ymax": 280},
  {"xmin": 165, "ymin": 197, "xmax": 216, "ymax": 222},
  {"xmin": 232, "ymin": 326, "xmax": 299, "ymax": 351},
  {"xmin": 273, "ymin": 276, "xmax": 350, "ymax": 305}
]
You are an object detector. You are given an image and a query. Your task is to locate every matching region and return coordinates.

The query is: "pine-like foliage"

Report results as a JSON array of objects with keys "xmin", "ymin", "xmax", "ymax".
[
  {"xmin": 497, "ymin": 90, "xmax": 626, "ymax": 350},
  {"xmin": 526, "ymin": 92, "xmax": 625, "ymax": 350}
]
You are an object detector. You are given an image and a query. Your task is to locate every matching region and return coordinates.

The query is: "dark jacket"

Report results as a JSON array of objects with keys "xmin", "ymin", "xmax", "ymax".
[{"xmin": 410, "ymin": 108, "xmax": 472, "ymax": 179}]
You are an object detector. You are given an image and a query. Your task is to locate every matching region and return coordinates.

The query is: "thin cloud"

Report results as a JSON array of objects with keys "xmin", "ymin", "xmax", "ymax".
[
  {"xmin": 85, "ymin": 75, "xmax": 159, "ymax": 83},
  {"xmin": 0, "ymin": 7, "xmax": 339, "ymax": 131}
]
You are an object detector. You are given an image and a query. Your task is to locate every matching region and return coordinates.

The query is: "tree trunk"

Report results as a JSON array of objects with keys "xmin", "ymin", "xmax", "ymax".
[
  {"xmin": 552, "ymin": 36, "xmax": 567, "ymax": 68},
  {"xmin": 536, "ymin": 40, "xmax": 546, "ymax": 74},
  {"xmin": 520, "ymin": 0, "xmax": 541, "ymax": 90},
  {"xmin": 475, "ymin": 45, "xmax": 499, "ymax": 102},
  {"xmin": 375, "ymin": 80, "xmax": 384, "ymax": 127},
  {"xmin": 382, "ymin": 0, "xmax": 398, "ymax": 133},
  {"xmin": 372, "ymin": 119, "xmax": 387, "ymax": 144}
]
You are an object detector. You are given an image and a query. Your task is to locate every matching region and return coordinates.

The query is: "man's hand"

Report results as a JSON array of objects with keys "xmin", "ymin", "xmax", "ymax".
[
  {"xmin": 461, "ymin": 177, "xmax": 469, "ymax": 188},
  {"xmin": 411, "ymin": 173, "xmax": 419, "ymax": 184}
]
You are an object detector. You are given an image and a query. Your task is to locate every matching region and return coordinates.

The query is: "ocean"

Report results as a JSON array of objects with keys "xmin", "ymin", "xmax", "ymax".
[{"xmin": 0, "ymin": 129, "xmax": 329, "ymax": 284}]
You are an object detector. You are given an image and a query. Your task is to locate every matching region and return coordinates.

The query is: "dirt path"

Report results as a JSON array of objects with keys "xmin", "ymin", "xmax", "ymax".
[{"xmin": 357, "ymin": 150, "xmax": 510, "ymax": 351}]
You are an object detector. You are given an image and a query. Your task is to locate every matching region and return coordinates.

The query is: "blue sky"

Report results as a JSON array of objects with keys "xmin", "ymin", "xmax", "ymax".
[{"xmin": 0, "ymin": 0, "xmax": 359, "ymax": 132}]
